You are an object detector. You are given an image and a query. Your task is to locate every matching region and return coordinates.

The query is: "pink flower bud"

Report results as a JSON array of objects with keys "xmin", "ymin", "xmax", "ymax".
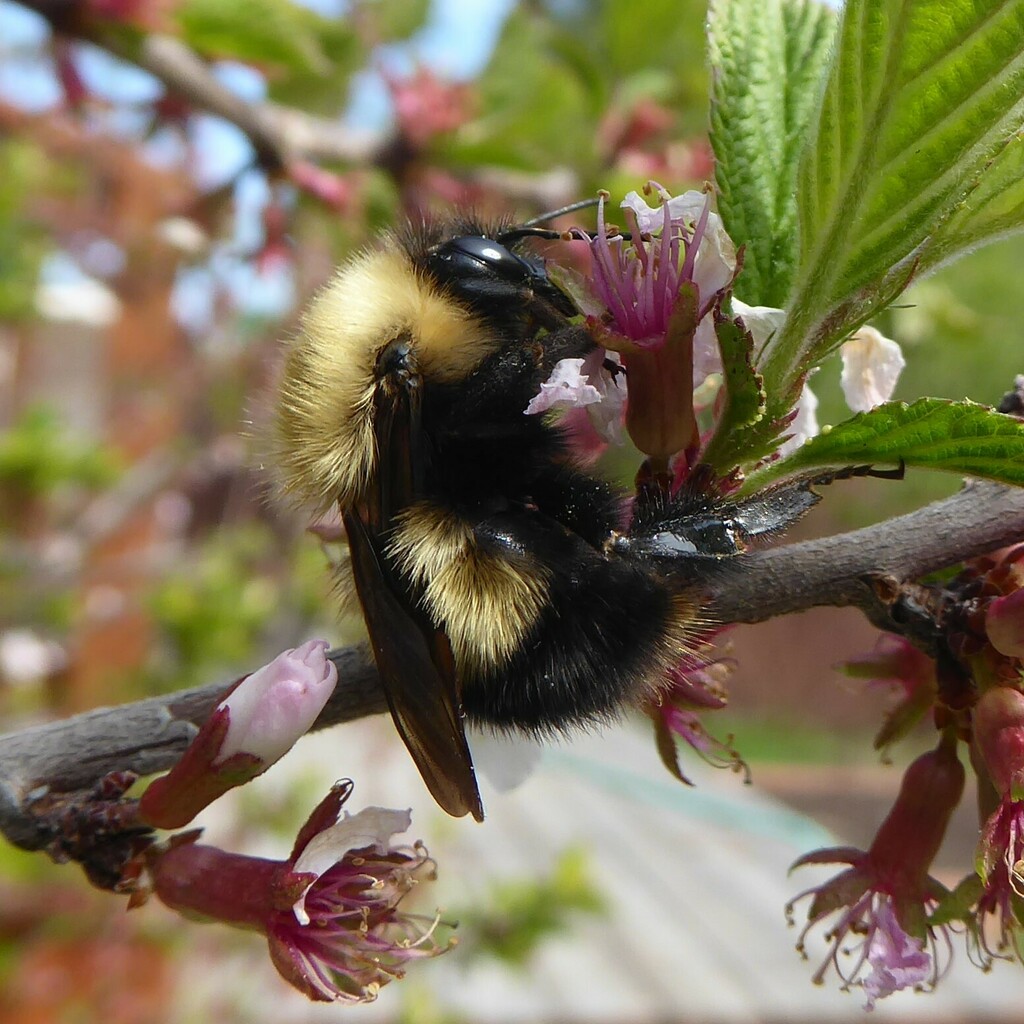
[
  {"xmin": 985, "ymin": 589, "xmax": 1024, "ymax": 659},
  {"xmin": 139, "ymin": 641, "xmax": 337, "ymax": 828},
  {"xmin": 219, "ymin": 640, "xmax": 337, "ymax": 765},
  {"xmin": 973, "ymin": 686, "xmax": 1024, "ymax": 798},
  {"xmin": 868, "ymin": 739, "xmax": 965, "ymax": 889}
]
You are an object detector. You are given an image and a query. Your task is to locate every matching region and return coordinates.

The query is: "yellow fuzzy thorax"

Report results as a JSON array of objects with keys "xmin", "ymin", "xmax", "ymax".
[{"xmin": 275, "ymin": 242, "xmax": 498, "ymax": 511}]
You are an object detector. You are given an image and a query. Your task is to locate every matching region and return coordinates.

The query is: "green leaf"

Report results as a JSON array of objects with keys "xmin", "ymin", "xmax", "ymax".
[
  {"xmin": 930, "ymin": 874, "xmax": 982, "ymax": 927},
  {"xmin": 748, "ymin": 398, "xmax": 1024, "ymax": 490},
  {"xmin": 919, "ymin": 129, "xmax": 1024, "ymax": 274},
  {"xmin": 175, "ymin": 0, "xmax": 334, "ymax": 76},
  {"xmin": 700, "ymin": 316, "xmax": 767, "ymax": 470},
  {"xmin": 708, "ymin": 0, "xmax": 837, "ymax": 307},
  {"xmin": 363, "ymin": 0, "xmax": 430, "ymax": 41},
  {"xmin": 446, "ymin": 10, "xmax": 594, "ymax": 172},
  {"xmin": 767, "ymin": 0, "xmax": 1024, "ymax": 389}
]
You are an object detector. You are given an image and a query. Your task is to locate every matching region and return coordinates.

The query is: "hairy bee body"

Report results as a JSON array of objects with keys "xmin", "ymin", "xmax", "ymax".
[
  {"xmin": 278, "ymin": 225, "xmax": 698, "ymax": 740},
  {"xmin": 276, "ymin": 214, "xmax": 902, "ymax": 820}
]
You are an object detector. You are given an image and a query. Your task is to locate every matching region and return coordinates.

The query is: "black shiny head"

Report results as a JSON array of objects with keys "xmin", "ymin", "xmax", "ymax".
[{"xmin": 424, "ymin": 233, "xmax": 577, "ymax": 320}]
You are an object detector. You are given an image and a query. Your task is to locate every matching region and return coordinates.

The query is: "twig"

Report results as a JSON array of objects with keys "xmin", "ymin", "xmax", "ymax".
[
  {"xmin": 0, "ymin": 645, "xmax": 385, "ymax": 851},
  {"xmin": 13, "ymin": 4, "xmax": 580, "ymax": 212},
  {"xmin": 2, "ymin": 479, "xmax": 1023, "ymax": 852}
]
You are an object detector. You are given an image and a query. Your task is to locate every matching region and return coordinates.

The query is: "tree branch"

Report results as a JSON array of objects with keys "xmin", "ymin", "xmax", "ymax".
[
  {"xmin": 13, "ymin": 6, "xmax": 581, "ymax": 212},
  {"xmin": 2, "ymin": 479, "xmax": 1022, "ymax": 853}
]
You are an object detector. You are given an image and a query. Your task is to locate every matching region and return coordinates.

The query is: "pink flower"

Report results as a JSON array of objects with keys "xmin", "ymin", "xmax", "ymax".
[
  {"xmin": 651, "ymin": 646, "xmax": 747, "ymax": 784},
  {"xmin": 972, "ymin": 795, "xmax": 1024, "ymax": 965},
  {"xmin": 861, "ymin": 900, "xmax": 933, "ymax": 1010},
  {"xmin": 972, "ymin": 686, "xmax": 1024, "ymax": 799},
  {"xmin": 969, "ymin": 687, "xmax": 1024, "ymax": 961},
  {"xmin": 589, "ymin": 185, "xmax": 734, "ymax": 350},
  {"xmin": 840, "ymin": 635, "xmax": 937, "ymax": 753},
  {"xmin": 524, "ymin": 358, "xmax": 603, "ymax": 415},
  {"xmin": 382, "ymin": 66, "xmax": 474, "ymax": 149},
  {"xmin": 148, "ymin": 782, "xmax": 449, "ymax": 1003},
  {"xmin": 578, "ymin": 185, "xmax": 737, "ymax": 461},
  {"xmin": 526, "ymin": 349, "xmax": 627, "ymax": 447},
  {"xmin": 139, "ymin": 641, "xmax": 338, "ymax": 828},
  {"xmin": 288, "ymin": 162, "xmax": 357, "ymax": 213},
  {"xmin": 788, "ymin": 740, "xmax": 964, "ymax": 1007}
]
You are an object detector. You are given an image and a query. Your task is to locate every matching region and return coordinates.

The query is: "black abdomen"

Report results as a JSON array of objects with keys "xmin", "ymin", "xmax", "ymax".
[{"xmin": 460, "ymin": 506, "xmax": 684, "ymax": 732}]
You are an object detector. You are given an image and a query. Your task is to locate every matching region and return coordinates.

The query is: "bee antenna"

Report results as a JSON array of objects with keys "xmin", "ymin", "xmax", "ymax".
[
  {"xmin": 517, "ymin": 197, "xmax": 601, "ymax": 229},
  {"xmin": 497, "ymin": 227, "xmax": 564, "ymax": 244},
  {"xmin": 502, "ymin": 198, "xmax": 635, "ymax": 244}
]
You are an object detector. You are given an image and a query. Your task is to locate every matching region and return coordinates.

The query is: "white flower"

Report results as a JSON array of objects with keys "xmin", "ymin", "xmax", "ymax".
[
  {"xmin": 731, "ymin": 299, "xmax": 787, "ymax": 366},
  {"xmin": 35, "ymin": 279, "xmax": 121, "ymax": 328},
  {"xmin": 219, "ymin": 639, "xmax": 338, "ymax": 764},
  {"xmin": 840, "ymin": 326, "xmax": 905, "ymax": 413},
  {"xmin": 0, "ymin": 629, "xmax": 66, "ymax": 685},
  {"xmin": 525, "ymin": 351, "xmax": 627, "ymax": 445},
  {"xmin": 778, "ymin": 383, "xmax": 820, "ymax": 456}
]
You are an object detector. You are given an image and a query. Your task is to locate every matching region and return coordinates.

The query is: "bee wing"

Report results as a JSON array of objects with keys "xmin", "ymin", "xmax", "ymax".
[
  {"xmin": 343, "ymin": 336, "xmax": 483, "ymax": 822},
  {"xmin": 343, "ymin": 511, "xmax": 483, "ymax": 821}
]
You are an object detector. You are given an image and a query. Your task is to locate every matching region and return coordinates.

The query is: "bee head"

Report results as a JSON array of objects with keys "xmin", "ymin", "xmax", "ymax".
[{"xmin": 424, "ymin": 232, "xmax": 578, "ymax": 323}]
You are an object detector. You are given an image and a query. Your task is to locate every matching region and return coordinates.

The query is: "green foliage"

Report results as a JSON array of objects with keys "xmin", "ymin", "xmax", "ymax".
[
  {"xmin": 700, "ymin": 316, "xmax": 774, "ymax": 473},
  {"xmin": 147, "ymin": 524, "xmax": 328, "ymax": 691},
  {"xmin": 930, "ymin": 873, "xmax": 982, "ymax": 927},
  {"xmin": 921, "ymin": 130, "xmax": 1024, "ymax": 275},
  {"xmin": 146, "ymin": 522, "xmax": 335, "ymax": 691},
  {"xmin": 449, "ymin": 0, "xmax": 707, "ymax": 177},
  {"xmin": 765, "ymin": 0, "xmax": 1024, "ymax": 393},
  {"xmin": 175, "ymin": 0, "xmax": 338, "ymax": 76},
  {"xmin": 254, "ymin": 0, "xmax": 429, "ymax": 115},
  {"xmin": 708, "ymin": 0, "xmax": 837, "ymax": 307},
  {"xmin": 0, "ymin": 143, "xmax": 52, "ymax": 322},
  {"xmin": 0, "ymin": 408, "xmax": 120, "ymax": 500},
  {"xmin": 599, "ymin": 0, "xmax": 708, "ymax": 103},
  {"xmin": 458, "ymin": 848, "xmax": 604, "ymax": 967},
  {"xmin": 446, "ymin": 10, "xmax": 595, "ymax": 172},
  {"xmin": 747, "ymin": 398, "xmax": 1024, "ymax": 491},
  {"xmin": 367, "ymin": 0, "xmax": 431, "ymax": 41}
]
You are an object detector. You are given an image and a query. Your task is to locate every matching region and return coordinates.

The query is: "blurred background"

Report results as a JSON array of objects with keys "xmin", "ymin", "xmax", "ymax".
[{"xmin": 1, "ymin": 0, "xmax": 1024, "ymax": 1020}]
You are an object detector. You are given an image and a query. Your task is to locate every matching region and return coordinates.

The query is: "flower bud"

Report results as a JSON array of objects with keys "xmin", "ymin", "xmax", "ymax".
[
  {"xmin": 972, "ymin": 686, "xmax": 1024, "ymax": 799},
  {"xmin": 868, "ymin": 739, "xmax": 965, "ymax": 888},
  {"xmin": 985, "ymin": 589, "xmax": 1024, "ymax": 659},
  {"xmin": 139, "ymin": 640, "xmax": 338, "ymax": 829},
  {"xmin": 219, "ymin": 639, "xmax": 337, "ymax": 765}
]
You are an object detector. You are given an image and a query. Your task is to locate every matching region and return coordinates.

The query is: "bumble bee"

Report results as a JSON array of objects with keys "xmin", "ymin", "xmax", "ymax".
[{"xmin": 275, "ymin": 209, "xmax": 864, "ymax": 821}]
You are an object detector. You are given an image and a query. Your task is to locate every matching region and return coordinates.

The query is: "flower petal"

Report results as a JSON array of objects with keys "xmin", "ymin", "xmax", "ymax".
[
  {"xmin": 731, "ymin": 299, "xmax": 786, "ymax": 364},
  {"xmin": 467, "ymin": 726, "xmax": 544, "ymax": 793},
  {"xmin": 219, "ymin": 639, "xmax": 338, "ymax": 764},
  {"xmin": 862, "ymin": 902, "xmax": 932, "ymax": 1009},
  {"xmin": 524, "ymin": 358, "xmax": 603, "ymax": 415},
  {"xmin": 778, "ymin": 384, "xmax": 819, "ymax": 456},
  {"xmin": 840, "ymin": 326, "xmax": 905, "ymax": 413},
  {"xmin": 291, "ymin": 807, "xmax": 412, "ymax": 925}
]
